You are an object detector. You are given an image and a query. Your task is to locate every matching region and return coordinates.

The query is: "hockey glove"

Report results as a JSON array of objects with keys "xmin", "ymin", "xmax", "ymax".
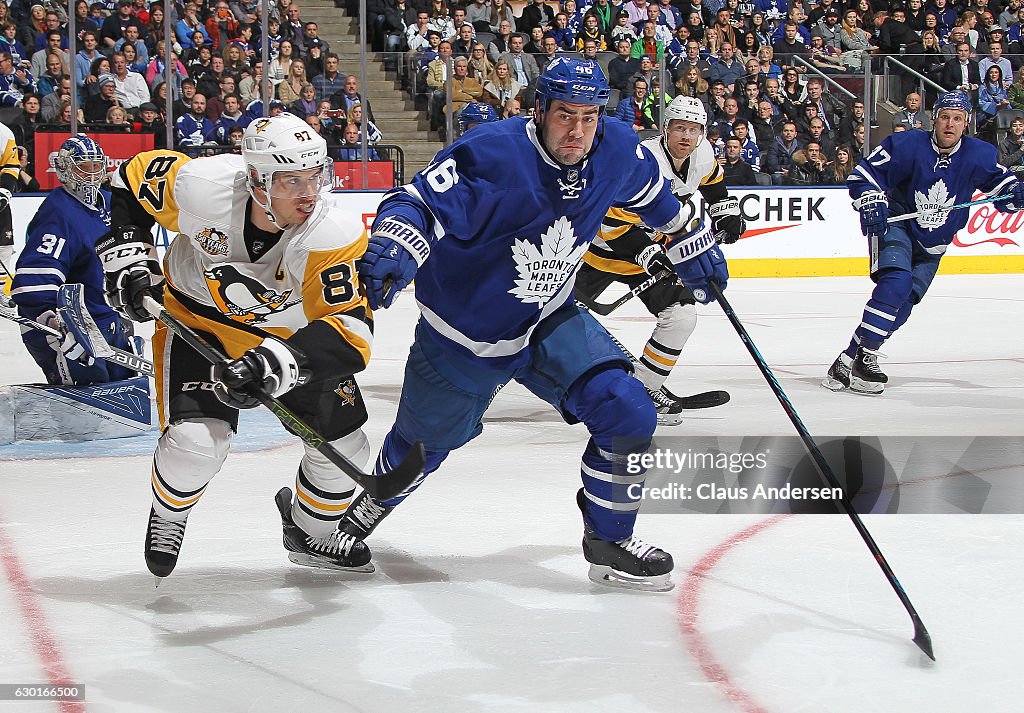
[
  {"xmin": 675, "ymin": 245, "xmax": 728, "ymax": 304},
  {"xmin": 0, "ymin": 187, "xmax": 11, "ymax": 213},
  {"xmin": 95, "ymin": 226, "xmax": 165, "ymax": 323},
  {"xmin": 852, "ymin": 190, "xmax": 889, "ymax": 241},
  {"xmin": 36, "ymin": 309, "xmax": 94, "ymax": 365},
  {"xmin": 360, "ymin": 236, "xmax": 419, "ymax": 310},
  {"xmin": 708, "ymin": 197, "xmax": 746, "ymax": 244},
  {"xmin": 995, "ymin": 181, "xmax": 1024, "ymax": 213},
  {"xmin": 212, "ymin": 337, "xmax": 310, "ymax": 410},
  {"xmin": 635, "ymin": 243, "xmax": 675, "ymax": 277}
]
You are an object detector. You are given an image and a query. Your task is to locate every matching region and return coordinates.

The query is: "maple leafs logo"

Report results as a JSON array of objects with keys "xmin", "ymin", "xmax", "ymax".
[
  {"xmin": 914, "ymin": 180, "xmax": 955, "ymax": 231},
  {"xmin": 509, "ymin": 217, "xmax": 588, "ymax": 306}
]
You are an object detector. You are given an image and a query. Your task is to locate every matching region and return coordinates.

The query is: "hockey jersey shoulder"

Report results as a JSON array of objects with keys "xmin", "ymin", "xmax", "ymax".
[{"xmin": 113, "ymin": 150, "xmax": 192, "ymax": 232}]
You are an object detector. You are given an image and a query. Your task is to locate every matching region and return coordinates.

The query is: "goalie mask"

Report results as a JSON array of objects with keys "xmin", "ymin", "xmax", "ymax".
[
  {"xmin": 53, "ymin": 134, "xmax": 107, "ymax": 208},
  {"xmin": 242, "ymin": 113, "xmax": 333, "ymax": 226}
]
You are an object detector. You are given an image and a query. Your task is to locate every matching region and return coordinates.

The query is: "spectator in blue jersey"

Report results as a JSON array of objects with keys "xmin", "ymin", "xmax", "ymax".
[
  {"xmin": 175, "ymin": 92, "xmax": 216, "ymax": 146},
  {"xmin": 333, "ymin": 122, "xmax": 381, "ymax": 161},
  {"xmin": 731, "ymin": 119, "xmax": 761, "ymax": 170},
  {"xmin": 348, "ymin": 57, "xmax": 730, "ymax": 592},
  {"xmin": 214, "ymin": 94, "xmax": 249, "ymax": 144},
  {"xmin": 11, "ymin": 135, "xmax": 137, "ymax": 386},
  {"xmin": 0, "ymin": 50, "xmax": 33, "ymax": 106}
]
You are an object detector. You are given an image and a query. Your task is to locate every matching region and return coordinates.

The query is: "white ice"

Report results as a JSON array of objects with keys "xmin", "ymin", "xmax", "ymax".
[{"xmin": 1, "ymin": 275, "xmax": 1022, "ymax": 713}]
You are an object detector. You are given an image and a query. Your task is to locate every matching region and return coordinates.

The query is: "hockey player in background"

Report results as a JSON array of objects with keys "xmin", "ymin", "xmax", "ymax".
[
  {"xmin": 825, "ymin": 90, "xmax": 1024, "ymax": 395},
  {"xmin": 0, "ymin": 120, "xmax": 19, "ymax": 293},
  {"xmin": 11, "ymin": 135, "xmax": 138, "ymax": 386},
  {"xmin": 576, "ymin": 96, "xmax": 744, "ymax": 425},
  {"xmin": 95, "ymin": 113, "xmax": 376, "ymax": 580},
  {"xmin": 345, "ymin": 58, "xmax": 730, "ymax": 592}
]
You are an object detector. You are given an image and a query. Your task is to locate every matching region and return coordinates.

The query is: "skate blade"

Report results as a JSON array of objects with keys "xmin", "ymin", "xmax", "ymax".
[
  {"xmin": 821, "ymin": 377, "xmax": 884, "ymax": 396},
  {"xmin": 287, "ymin": 553, "xmax": 376, "ymax": 574},
  {"xmin": 588, "ymin": 564, "xmax": 674, "ymax": 592},
  {"xmin": 656, "ymin": 412, "xmax": 683, "ymax": 426}
]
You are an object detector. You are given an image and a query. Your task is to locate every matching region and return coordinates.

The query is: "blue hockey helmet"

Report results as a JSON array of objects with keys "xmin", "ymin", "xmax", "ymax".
[
  {"xmin": 53, "ymin": 134, "xmax": 107, "ymax": 207},
  {"xmin": 459, "ymin": 102, "xmax": 499, "ymax": 133},
  {"xmin": 535, "ymin": 56, "xmax": 611, "ymax": 113},
  {"xmin": 932, "ymin": 90, "xmax": 973, "ymax": 122}
]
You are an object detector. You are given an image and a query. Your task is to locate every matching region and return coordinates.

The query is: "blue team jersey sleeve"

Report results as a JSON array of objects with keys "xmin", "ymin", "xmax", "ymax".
[
  {"xmin": 12, "ymin": 213, "xmax": 78, "ymax": 317},
  {"xmin": 974, "ymin": 141, "xmax": 1018, "ymax": 196},
  {"xmin": 609, "ymin": 138, "xmax": 686, "ymax": 235},
  {"xmin": 847, "ymin": 134, "xmax": 895, "ymax": 200}
]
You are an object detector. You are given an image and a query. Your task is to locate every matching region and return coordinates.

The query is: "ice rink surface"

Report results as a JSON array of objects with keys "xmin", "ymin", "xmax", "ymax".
[{"xmin": 1, "ymin": 275, "xmax": 1022, "ymax": 713}]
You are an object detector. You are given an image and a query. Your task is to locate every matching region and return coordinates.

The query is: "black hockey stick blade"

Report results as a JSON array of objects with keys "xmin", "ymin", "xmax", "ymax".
[
  {"xmin": 141, "ymin": 296, "xmax": 425, "ymax": 500},
  {"xmin": 576, "ymin": 269, "xmax": 675, "ymax": 316},
  {"xmin": 661, "ymin": 386, "xmax": 730, "ymax": 409},
  {"xmin": 708, "ymin": 281, "xmax": 936, "ymax": 661},
  {"xmin": 913, "ymin": 616, "xmax": 936, "ymax": 661}
]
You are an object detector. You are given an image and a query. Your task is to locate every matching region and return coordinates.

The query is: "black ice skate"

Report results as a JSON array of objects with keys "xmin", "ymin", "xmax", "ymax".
[
  {"xmin": 275, "ymin": 488, "xmax": 374, "ymax": 573},
  {"xmin": 822, "ymin": 349, "xmax": 884, "ymax": 395},
  {"xmin": 578, "ymin": 490, "xmax": 674, "ymax": 592},
  {"xmin": 145, "ymin": 507, "xmax": 188, "ymax": 580},
  {"xmin": 646, "ymin": 386, "xmax": 684, "ymax": 426},
  {"xmin": 339, "ymin": 491, "xmax": 394, "ymax": 540}
]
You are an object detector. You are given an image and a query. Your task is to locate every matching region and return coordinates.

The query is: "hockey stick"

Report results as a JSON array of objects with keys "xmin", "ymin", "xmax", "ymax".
[
  {"xmin": 575, "ymin": 299, "xmax": 730, "ymax": 409},
  {"xmin": 0, "ymin": 291, "xmax": 76, "ymax": 384},
  {"xmin": 57, "ymin": 284, "xmax": 154, "ymax": 376},
  {"xmin": 709, "ymin": 280, "xmax": 934, "ymax": 661},
  {"xmin": 887, "ymin": 193, "xmax": 1011, "ymax": 223},
  {"xmin": 574, "ymin": 269, "xmax": 675, "ymax": 316},
  {"xmin": 140, "ymin": 295, "xmax": 425, "ymax": 501}
]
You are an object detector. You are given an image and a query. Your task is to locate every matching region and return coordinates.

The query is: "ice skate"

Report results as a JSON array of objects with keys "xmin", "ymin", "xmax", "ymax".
[
  {"xmin": 145, "ymin": 507, "xmax": 188, "ymax": 581},
  {"xmin": 339, "ymin": 491, "xmax": 394, "ymax": 540},
  {"xmin": 853, "ymin": 347, "xmax": 888, "ymax": 386},
  {"xmin": 275, "ymin": 488, "xmax": 374, "ymax": 573},
  {"xmin": 646, "ymin": 386, "xmax": 684, "ymax": 426},
  {"xmin": 822, "ymin": 350, "xmax": 884, "ymax": 395},
  {"xmin": 578, "ymin": 490, "xmax": 674, "ymax": 592}
]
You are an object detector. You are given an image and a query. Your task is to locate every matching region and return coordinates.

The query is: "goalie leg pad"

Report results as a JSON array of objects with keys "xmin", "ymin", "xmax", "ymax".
[
  {"xmin": 152, "ymin": 418, "xmax": 232, "ymax": 519},
  {"xmin": 292, "ymin": 429, "xmax": 369, "ymax": 537},
  {"xmin": 565, "ymin": 366, "xmax": 655, "ymax": 542}
]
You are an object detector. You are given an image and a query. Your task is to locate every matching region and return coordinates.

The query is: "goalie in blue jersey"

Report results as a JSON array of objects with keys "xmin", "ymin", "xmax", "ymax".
[
  {"xmin": 344, "ymin": 57, "xmax": 731, "ymax": 592},
  {"xmin": 825, "ymin": 90, "xmax": 1024, "ymax": 395},
  {"xmin": 10, "ymin": 135, "xmax": 137, "ymax": 386}
]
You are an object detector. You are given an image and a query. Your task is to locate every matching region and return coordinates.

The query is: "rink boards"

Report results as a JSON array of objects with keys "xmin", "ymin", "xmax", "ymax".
[{"xmin": 9, "ymin": 187, "xmax": 1024, "ymax": 277}]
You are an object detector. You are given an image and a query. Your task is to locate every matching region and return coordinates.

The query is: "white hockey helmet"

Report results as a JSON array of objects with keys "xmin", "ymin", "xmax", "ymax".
[
  {"xmin": 242, "ymin": 113, "xmax": 333, "ymax": 223},
  {"xmin": 663, "ymin": 95, "xmax": 707, "ymax": 144}
]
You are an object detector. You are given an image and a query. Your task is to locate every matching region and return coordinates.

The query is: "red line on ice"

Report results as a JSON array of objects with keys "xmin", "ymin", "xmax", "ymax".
[
  {"xmin": 678, "ymin": 515, "xmax": 789, "ymax": 713},
  {"xmin": 0, "ymin": 523, "xmax": 85, "ymax": 713}
]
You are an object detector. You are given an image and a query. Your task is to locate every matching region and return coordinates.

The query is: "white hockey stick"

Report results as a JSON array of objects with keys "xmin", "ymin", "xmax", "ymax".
[
  {"xmin": 887, "ymin": 194, "xmax": 1011, "ymax": 223},
  {"xmin": 57, "ymin": 283, "xmax": 154, "ymax": 376}
]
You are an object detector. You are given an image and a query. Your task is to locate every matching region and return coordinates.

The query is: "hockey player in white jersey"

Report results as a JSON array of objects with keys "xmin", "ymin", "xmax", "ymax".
[
  {"xmin": 576, "ymin": 96, "xmax": 743, "ymax": 424},
  {"xmin": 825, "ymin": 90, "xmax": 1024, "ymax": 394},
  {"xmin": 95, "ymin": 113, "xmax": 376, "ymax": 580},
  {"xmin": 343, "ymin": 58, "xmax": 730, "ymax": 592}
]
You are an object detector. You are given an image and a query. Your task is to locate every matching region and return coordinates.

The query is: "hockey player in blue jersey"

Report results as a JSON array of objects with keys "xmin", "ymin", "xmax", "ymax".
[
  {"xmin": 11, "ymin": 135, "xmax": 137, "ymax": 385},
  {"xmin": 825, "ymin": 90, "xmax": 1024, "ymax": 395},
  {"xmin": 343, "ymin": 57, "xmax": 730, "ymax": 592}
]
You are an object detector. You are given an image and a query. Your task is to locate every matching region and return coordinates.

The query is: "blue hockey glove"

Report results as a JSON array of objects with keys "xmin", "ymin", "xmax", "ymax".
[
  {"xmin": 995, "ymin": 181, "xmax": 1024, "ymax": 213},
  {"xmin": 852, "ymin": 190, "xmax": 889, "ymax": 240},
  {"xmin": 675, "ymin": 245, "xmax": 728, "ymax": 304},
  {"xmin": 359, "ymin": 232, "xmax": 420, "ymax": 310}
]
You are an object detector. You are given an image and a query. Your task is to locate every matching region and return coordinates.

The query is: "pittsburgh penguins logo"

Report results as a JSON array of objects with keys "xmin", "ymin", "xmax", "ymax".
[
  {"xmin": 334, "ymin": 378, "xmax": 357, "ymax": 406},
  {"xmin": 194, "ymin": 227, "xmax": 230, "ymax": 256},
  {"xmin": 252, "ymin": 118, "xmax": 272, "ymax": 134},
  {"xmin": 204, "ymin": 264, "xmax": 299, "ymax": 324}
]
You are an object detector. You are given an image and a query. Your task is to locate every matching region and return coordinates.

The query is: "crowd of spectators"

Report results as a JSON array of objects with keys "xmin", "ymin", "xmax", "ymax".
[
  {"xmin": 384, "ymin": 0, "xmax": 1024, "ymax": 182},
  {"xmin": 6, "ymin": 0, "xmax": 1024, "ymax": 189}
]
